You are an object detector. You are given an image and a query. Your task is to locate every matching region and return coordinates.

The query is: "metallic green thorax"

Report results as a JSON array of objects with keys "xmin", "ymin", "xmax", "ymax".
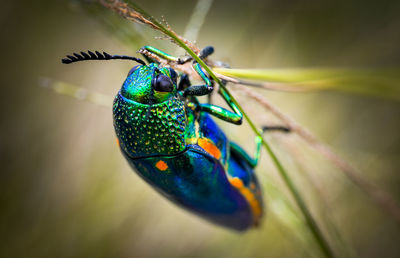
[
  {"xmin": 113, "ymin": 94, "xmax": 186, "ymax": 158},
  {"xmin": 114, "ymin": 62, "xmax": 186, "ymax": 158}
]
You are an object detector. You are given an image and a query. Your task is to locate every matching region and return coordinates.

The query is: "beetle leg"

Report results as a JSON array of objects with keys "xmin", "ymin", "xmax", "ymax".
[
  {"xmin": 262, "ymin": 126, "xmax": 291, "ymax": 133},
  {"xmin": 185, "ymin": 63, "xmax": 243, "ymax": 124},
  {"xmin": 140, "ymin": 52, "xmax": 157, "ymax": 64},
  {"xmin": 182, "ymin": 63, "xmax": 213, "ymax": 96},
  {"xmin": 141, "ymin": 46, "xmax": 187, "ymax": 64},
  {"xmin": 230, "ymin": 142, "xmax": 259, "ymax": 168},
  {"xmin": 198, "ymin": 87, "xmax": 243, "ymax": 124},
  {"xmin": 178, "ymin": 74, "xmax": 191, "ymax": 91},
  {"xmin": 230, "ymin": 126, "xmax": 291, "ymax": 168},
  {"xmin": 198, "ymin": 46, "xmax": 214, "ymax": 59},
  {"xmin": 141, "ymin": 45, "xmax": 214, "ymax": 64}
]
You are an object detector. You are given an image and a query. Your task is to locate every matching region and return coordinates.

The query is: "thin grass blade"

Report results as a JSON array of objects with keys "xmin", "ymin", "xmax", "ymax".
[{"xmin": 214, "ymin": 67, "xmax": 400, "ymax": 100}]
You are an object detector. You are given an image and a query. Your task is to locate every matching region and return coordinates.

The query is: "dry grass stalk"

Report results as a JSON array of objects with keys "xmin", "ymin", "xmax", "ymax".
[
  {"xmin": 98, "ymin": 0, "xmax": 158, "ymax": 29},
  {"xmin": 98, "ymin": 0, "xmax": 200, "ymax": 54}
]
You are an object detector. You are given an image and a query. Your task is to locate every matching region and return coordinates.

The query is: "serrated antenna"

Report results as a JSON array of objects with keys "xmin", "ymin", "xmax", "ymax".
[{"xmin": 61, "ymin": 51, "xmax": 146, "ymax": 66}]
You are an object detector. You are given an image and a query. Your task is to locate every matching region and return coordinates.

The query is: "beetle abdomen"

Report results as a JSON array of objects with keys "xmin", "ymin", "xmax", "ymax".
[{"xmin": 121, "ymin": 146, "xmax": 255, "ymax": 231}]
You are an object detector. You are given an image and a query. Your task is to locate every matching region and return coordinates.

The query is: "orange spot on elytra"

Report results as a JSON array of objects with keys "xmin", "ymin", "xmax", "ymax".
[
  {"xmin": 229, "ymin": 176, "xmax": 262, "ymax": 225},
  {"xmin": 251, "ymin": 199, "xmax": 262, "ymax": 217},
  {"xmin": 242, "ymin": 189, "xmax": 255, "ymax": 202},
  {"xmin": 155, "ymin": 160, "xmax": 168, "ymax": 171},
  {"xmin": 229, "ymin": 177, "xmax": 244, "ymax": 189},
  {"xmin": 116, "ymin": 138, "xmax": 120, "ymax": 146},
  {"xmin": 198, "ymin": 138, "xmax": 221, "ymax": 160}
]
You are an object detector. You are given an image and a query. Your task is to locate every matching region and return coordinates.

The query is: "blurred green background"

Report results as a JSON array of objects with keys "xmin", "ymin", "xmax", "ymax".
[{"xmin": 1, "ymin": 0, "xmax": 400, "ymax": 257}]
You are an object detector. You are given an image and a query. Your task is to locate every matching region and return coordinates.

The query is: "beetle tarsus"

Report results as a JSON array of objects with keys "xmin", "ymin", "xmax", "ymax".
[
  {"xmin": 199, "ymin": 46, "xmax": 214, "ymax": 59},
  {"xmin": 262, "ymin": 126, "xmax": 291, "ymax": 133}
]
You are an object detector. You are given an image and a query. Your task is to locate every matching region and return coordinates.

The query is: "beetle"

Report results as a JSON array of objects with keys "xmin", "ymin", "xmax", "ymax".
[{"xmin": 62, "ymin": 46, "xmax": 289, "ymax": 231}]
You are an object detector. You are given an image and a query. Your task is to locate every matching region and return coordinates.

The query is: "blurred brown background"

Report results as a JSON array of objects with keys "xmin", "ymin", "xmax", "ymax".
[{"xmin": 1, "ymin": 0, "xmax": 400, "ymax": 257}]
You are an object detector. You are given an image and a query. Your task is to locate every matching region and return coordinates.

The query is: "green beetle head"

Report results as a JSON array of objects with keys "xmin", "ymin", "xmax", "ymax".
[{"xmin": 121, "ymin": 63, "xmax": 178, "ymax": 104}]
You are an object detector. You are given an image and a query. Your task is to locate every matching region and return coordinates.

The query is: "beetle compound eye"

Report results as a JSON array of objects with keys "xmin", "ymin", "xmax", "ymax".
[
  {"xmin": 152, "ymin": 74, "xmax": 174, "ymax": 92},
  {"xmin": 127, "ymin": 65, "xmax": 141, "ymax": 76}
]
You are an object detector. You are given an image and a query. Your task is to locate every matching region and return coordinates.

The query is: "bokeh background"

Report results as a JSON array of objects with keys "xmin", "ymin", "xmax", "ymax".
[{"xmin": 1, "ymin": 0, "xmax": 400, "ymax": 257}]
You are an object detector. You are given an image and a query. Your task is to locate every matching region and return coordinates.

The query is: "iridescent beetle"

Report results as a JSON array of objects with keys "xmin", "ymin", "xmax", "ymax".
[{"xmin": 62, "ymin": 46, "xmax": 289, "ymax": 231}]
